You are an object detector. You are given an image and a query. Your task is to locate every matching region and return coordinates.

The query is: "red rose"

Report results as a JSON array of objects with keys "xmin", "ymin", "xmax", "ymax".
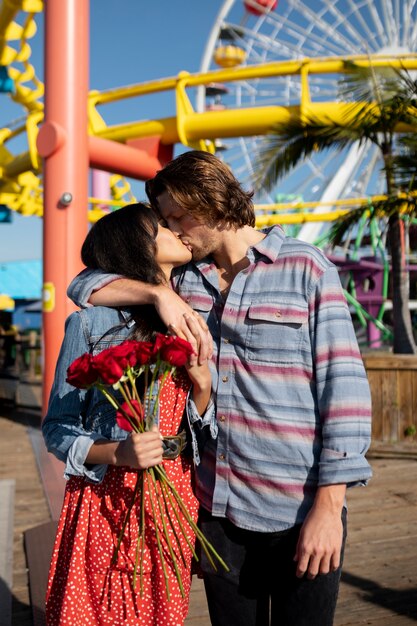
[
  {"xmin": 101, "ymin": 340, "xmax": 153, "ymax": 370},
  {"xmin": 158, "ymin": 335, "xmax": 195, "ymax": 367},
  {"xmin": 134, "ymin": 341, "xmax": 154, "ymax": 365},
  {"xmin": 93, "ymin": 348, "xmax": 125, "ymax": 385},
  {"xmin": 116, "ymin": 400, "xmax": 144, "ymax": 432},
  {"xmin": 110, "ymin": 341, "xmax": 141, "ymax": 368},
  {"xmin": 151, "ymin": 333, "xmax": 167, "ymax": 362},
  {"xmin": 66, "ymin": 353, "xmax": 98, "ymax": 389}
]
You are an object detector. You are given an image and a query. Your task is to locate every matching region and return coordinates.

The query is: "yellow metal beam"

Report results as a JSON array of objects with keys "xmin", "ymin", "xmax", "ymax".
[
  {"xmin": 90, "ymin": 54, "xmax": 417, "ymax": 106},
  {"xmin": 256, "ymin": 195, "xmax": 399, "ymax": 213},
  {"xmin": 3, "ymin": 52, "xmax": 417, "ymax": 214},
  {"xmin": 85, "ymin": 101, "xmax": 417, "ymax": 145},
  {"xmin": 90, "ymin": 55, "xmax": 417, "ymax": 144},
  {"xmin": 255, "ymin": 211, "xmax": 350, "ymax": 227}
]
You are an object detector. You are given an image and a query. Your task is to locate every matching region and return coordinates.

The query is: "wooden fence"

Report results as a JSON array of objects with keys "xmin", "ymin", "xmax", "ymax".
[{"xmin": 362, "ymin": 352, "xmax": 417, "ymax": 442}]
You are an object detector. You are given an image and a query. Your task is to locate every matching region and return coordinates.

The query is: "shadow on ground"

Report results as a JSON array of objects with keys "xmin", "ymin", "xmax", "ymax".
[{"xmin": 342, "ymin": 571, "xmax": 417, "ymax": 621}]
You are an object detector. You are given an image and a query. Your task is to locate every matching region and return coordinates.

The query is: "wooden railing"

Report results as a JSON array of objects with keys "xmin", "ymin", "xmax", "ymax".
[{"xmin": 362, "ymin": 353, "xmax": 417, "ymax": 442}]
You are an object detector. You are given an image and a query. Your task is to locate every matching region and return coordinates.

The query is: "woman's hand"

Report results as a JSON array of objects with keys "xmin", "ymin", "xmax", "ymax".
[
  {"xmin": 86, "ymin": 428, "xmax": 163, "ymax": 469},
  {"xmin": 114, "ymin": 427, "xmax": 164, "ymax": 469}
]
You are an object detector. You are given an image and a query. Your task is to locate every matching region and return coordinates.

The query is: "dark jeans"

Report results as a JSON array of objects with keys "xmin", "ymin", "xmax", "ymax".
[{"xmin": 199, "ymin": 508, "xmax": 347, "ymax": 626}]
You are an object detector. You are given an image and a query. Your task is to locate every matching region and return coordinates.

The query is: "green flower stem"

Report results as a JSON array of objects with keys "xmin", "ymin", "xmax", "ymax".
[
  {"xmin": 146, "ymin": 470, "xmax": 171, "ymax": 602},
  {"xmin": 159, "ymin": 478, "xmax": 197, "ymax": 564},
  {"xmin": 143, "ymin": 366, "xmax": 149, "ymax": 402},
  {"xmin": 123, "ymin": 378, "xmax": 133, "ymax": 400},
  {"xmin": 154, "ymin": 465, "xmax": 230, "ymax": 573},
  {"xmin": 98, "ymin": 384, "xmax": 141, "ymax": 432},
  {"xmin": 146, "ymin": 362, "xmax": 161, "ymax": 430},
  {"xmin": 133, "ymin": 471, "xmax": 145, "ymax": 592},
  {"xmin": 158, "ymin": 480, "xmax": 190, "ymax": 567},
  {"xmin": 151, "ymin": 367, "xmax": 172, "ymax": 427},
  {"xmin": 111, "ymin": 471, "xmax": 142, "ymax": 566},
  {"xmin": 149, "ymin": 469, "xmax": 185, "ymax": 598},
  {"xmin": 118, "ymin": 383, "xmax": 145, "ymax": 433},
  {"xmin": 97, "ymin": 385, "xmax": 120, "ymax": 410},
  {"xmin": 127, "ymin": 367, "xmax": 141, "ymax": 403},
  {"xmin": 139, "ymin": 470, "xmax": 146, "ymax": 597}
]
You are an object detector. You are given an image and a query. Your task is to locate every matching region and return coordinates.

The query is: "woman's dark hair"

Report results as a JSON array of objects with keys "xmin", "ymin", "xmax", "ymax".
[
  {"xmin": 145, "ymin": 150, "xmax": 255, "ymax": 228},
  {"xmin": 81, "ymin": 203, "xmax": 166, "ymax": 339}
]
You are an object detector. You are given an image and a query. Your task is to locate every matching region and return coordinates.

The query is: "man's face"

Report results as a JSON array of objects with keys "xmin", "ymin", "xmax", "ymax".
[{"xmin": 157, "ymin": 191, "xmax": 220, "ymax": 261}]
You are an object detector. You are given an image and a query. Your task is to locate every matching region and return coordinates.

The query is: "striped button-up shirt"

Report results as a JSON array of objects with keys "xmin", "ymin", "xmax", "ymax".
[
  {"xmin": 172, "ymin": 226, "xmax": 372, "ymax": 531},
  {"xmin": 69, "ymin": 226, "xmax": 372, "ymax": 532}
]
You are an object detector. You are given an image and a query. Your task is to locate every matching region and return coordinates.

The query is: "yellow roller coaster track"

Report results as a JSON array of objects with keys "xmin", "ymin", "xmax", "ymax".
[{"xmin": 1, "ymin": 1, "xmax": 417, "ymax": 225}]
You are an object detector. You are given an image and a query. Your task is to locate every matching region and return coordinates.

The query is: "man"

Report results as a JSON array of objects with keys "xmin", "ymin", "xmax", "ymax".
[{"xmin": 68, "ymin": 150, "xmax": 372, "ymax": 626}]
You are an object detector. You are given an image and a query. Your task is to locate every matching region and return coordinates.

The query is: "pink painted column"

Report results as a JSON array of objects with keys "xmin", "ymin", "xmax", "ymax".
[
  {"xmin": 91, "ymin": 169, "xmax": 111, "ymax": 212},
  {"xmin": 37, "ymin": 0, "xmax": 89, "ymax": 415}
]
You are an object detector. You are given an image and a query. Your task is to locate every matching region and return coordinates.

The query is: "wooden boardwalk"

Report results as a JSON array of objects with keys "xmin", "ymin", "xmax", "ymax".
[{"xmin": 1, "ymin": 404, "xmax": 417, "ymax": 625}]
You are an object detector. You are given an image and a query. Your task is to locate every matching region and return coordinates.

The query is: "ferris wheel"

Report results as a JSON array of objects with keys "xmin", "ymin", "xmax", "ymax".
[{"xmin": 198, "ymin": 0, "xmax": 417, "ymax": 244}]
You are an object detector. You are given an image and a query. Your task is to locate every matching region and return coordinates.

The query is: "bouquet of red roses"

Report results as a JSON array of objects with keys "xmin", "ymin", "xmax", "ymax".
[{"xmin": 66, "ymin": 333, "xmax": 228, "ymax": 599}]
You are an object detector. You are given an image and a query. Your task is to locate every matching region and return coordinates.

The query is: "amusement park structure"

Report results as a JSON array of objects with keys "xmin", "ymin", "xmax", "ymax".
[{"xmin": 1, "ymin": 0, "xmax": 417, "ymax": 411}]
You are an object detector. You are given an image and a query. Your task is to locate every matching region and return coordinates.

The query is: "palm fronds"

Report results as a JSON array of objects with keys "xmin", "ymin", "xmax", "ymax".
[
  {"xmin": 328, "ymin": 194, "xmax": 417, "ymax": 248},
  {"xmin": 253, "ymin": 60, "xmax": 417, "ymax": 194},
  {"xmin": 253, "ymin": 116, "xmax": 366, "ymax": 192}
]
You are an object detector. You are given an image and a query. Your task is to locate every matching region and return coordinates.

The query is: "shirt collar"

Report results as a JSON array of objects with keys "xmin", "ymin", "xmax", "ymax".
[
  {"xmin": 248, "ymin": 225, "xmax": 285, "ymax": 263},
  {"xmin": 188, "ymin": 225, "xmax": 286, "ymax": 274}
]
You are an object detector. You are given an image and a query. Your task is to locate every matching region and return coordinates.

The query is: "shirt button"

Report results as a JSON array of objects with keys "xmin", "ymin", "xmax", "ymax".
[
  {"xmin": 219, "ymin": 415, "xmax": 226, "ymax": 422},
  {"xmin": 222, "ymin": 376, "xmax": 228, "ymax": 383},
  {"xmin": 219, "ymin": 453, "xmax": 225, "ymax": 461}
]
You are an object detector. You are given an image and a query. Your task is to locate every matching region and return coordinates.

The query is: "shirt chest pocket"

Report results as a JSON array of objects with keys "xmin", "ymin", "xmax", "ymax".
[
  {"xmin": 181, "ymin": 295, "xmax": 213, "ymax": 321},
  {"xmin": 245, "ymin": 302, "xmax": 309, "ymax": 364}
]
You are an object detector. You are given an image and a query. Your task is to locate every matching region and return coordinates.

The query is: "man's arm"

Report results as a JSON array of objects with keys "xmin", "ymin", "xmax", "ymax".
[
  {"xmin": 295, "ymin": 262, "xmax": 372, "ymax": 579},
  {"xmin": 67, "ymin": 270, "xmax": 212, "ymax": 364},
  {"xmin": 67, "ymin": 268, "xmax": 122, "ymax": 308},
  {"xmin": 294, "ymin": 483, "xmax": 346, "ymax": 578}
]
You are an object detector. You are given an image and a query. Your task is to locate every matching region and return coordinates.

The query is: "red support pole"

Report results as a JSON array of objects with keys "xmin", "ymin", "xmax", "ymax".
[
  {"xmin": 89, "ymin": 135, "xmax": 164, "ymax": 179},
  {"xmin": 38, "ymin": 0, "xmax": 89, "ymax": 415}
]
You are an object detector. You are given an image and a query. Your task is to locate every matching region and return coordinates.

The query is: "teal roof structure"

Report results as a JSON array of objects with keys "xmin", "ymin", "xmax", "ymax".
[{"xmin": 0, "ymin": 260, "xmax": 42, "ymax": 299}]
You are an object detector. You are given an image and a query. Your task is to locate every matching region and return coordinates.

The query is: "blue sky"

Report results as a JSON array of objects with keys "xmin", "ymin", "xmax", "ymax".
[{"xmin": 0, "ymin": 0, "xmax": 223, "ymax": 262}]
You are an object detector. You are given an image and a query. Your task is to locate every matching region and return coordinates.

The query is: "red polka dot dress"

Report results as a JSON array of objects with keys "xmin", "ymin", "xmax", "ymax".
[{"xmin": 45, "ymin": 370, "xmax": 199, "ymax": 626}]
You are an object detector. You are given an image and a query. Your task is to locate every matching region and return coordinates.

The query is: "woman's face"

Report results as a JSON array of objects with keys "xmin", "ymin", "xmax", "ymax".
[{"xmin": 155, "ymin": 223, "xmax": 192, "ymax": 277}]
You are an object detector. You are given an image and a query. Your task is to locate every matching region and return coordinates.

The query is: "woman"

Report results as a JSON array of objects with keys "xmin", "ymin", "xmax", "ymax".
[{"xmin": 42, "ymin": 203, "xmax": 214, "ymax": 626}]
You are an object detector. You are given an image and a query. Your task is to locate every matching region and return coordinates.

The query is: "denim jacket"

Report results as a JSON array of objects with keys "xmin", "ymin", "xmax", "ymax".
[{"xmin": 43, "ymin": 306, "xmax": 216, "ymax": 483}]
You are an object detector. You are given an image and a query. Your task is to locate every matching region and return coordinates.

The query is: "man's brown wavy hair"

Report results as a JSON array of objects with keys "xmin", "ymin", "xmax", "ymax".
[{"xmin": 145, "ymin": 150, "xmax": 255, "ymax": 228}]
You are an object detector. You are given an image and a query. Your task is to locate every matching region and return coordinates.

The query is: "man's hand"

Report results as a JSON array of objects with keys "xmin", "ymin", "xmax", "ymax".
[
  {"xmin": 294, "ymin": 484, "xmax": 346, "ymax": 579},
  {"xmin": 155, "ymin": 286, "xmax": 213, "ymax": 366},
  {"xmin": 87, "ymin": 278, "xmax": 213, "ymax": 366}
]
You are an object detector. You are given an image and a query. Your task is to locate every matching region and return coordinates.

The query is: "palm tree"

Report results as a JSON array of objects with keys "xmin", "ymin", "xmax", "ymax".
[{"xmin": 254, "ymin": 61, "xmax": 417, "ymax": 353}]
